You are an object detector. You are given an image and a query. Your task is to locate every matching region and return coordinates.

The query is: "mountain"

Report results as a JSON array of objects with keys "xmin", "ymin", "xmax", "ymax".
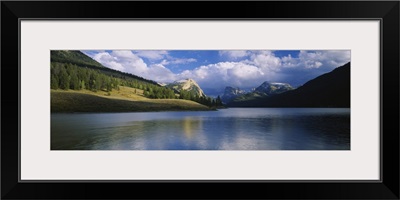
[
  {"xmin": 166, "ymin": 79, "xmax": 206, "ymax": 97},
  {"xmin": 254, "ymin": 82, "xmax": 294, "ymax": 95},
  {"xmin": 51, "ymin": 50, "xmax": 105, "ymax": 69},
  {"xmin": 228, "ymin": 62, "xmax": 350, "ymax": 108},
  {"xmin": 221, "ymin": 86, "xmax": 246, "ymax": 103},
  {"xmin": 226, "ymin": 82, "xmax": 294, "ymax": 103}
]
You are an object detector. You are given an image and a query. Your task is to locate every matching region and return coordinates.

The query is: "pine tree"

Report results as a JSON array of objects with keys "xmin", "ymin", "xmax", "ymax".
[
  {"xmin": 216, "ymin": 95, "xmax": 223, "ymax": 106},
  {"xmin": 81, "ymin": 80, "xmax": 85, "ymax": 90},
  {"xmin": 51, "ymin": 74, "xmax": 59, "ymax": 89},
  {"xmin": 69, "ymin": 72, "xmax": 80, "ymax": 90},
  {"xmin": 59, "ymin": 67, "xmax": 69, "ymax": 90},
  {"xmin": 89, "ymin": 73, "xmax": 97, "ymax": 91}
]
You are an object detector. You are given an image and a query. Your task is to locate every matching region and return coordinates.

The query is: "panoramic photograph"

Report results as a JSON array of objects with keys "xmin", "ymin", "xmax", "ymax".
[{"xmin": 51, "ymin": 50, "xmax": 350, "ymax": 150}]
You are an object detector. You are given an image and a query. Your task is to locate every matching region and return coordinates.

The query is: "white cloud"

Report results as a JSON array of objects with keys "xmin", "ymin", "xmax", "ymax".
[
  {"xmin": 171, "ymin": 58, "xmax": 197, "ymax": 64},
  {"xmin": 175, "ymin": 62, "xmax": 272, "ymax": 90},
  {"xmin": 107, "ymin": 61, "xmax": 125, "ymax": 72},
  {"xmin": 134, "ymin": 50, "xmax": 168, "ymax": 60},
  {"xmin": 147, "ymin": 64, "xmax": 176, "ymax": 83},
  {"xmin": 93, "ymin": 52, "xmax": 115, "ymax": 62},
  {"xmin": 281, "ymin": 50, "xmax": 350, "ymax": 69},
  {"xmin": 111, "ymin": 50, "xmax": 148, "ymax": 73},
  {"xmin": 160, "ymin": 58, "xmax": 197, "ymax": 65},
  {"xmin": 91, "ymin": 50, "xmax": 175, "ymax": 82},
  {"xmin": 219, "ymin": 50, "xmax": 249, "ymax": 59},
  {"xmin": 247, "ymin": 50, "xmax": 282, "ymax": 72},
  {"xmin": 160, "ymin": 59, "xmax": 169, "ymax": 65}
]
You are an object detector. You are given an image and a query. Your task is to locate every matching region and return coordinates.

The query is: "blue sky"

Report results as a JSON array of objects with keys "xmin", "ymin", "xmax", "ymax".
[{"xmin": 82, "ymin": 50, "xmax": 350, "ymax": 95}]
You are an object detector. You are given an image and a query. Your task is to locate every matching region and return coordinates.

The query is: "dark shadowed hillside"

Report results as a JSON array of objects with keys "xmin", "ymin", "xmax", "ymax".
[
  {"xmin": 228, "ymin": 62, "xmax": 350, "ymax": 108},
  {"xmin": 51, "ymin": 50, "xmax": 105, "ymax": 69}
]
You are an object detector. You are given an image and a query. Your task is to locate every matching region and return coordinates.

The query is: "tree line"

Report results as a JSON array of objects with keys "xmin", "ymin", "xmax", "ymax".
[
  {"xmin": 52, "ymin": 62, "xmax": 119, "ymax": 91},
  {"xmin": 179, "ymin": 90, "xmax": 223, "ymax": 107},
  {"xmin": 51, "ymin": 62, "xmax": 176, "ymax": 94}
]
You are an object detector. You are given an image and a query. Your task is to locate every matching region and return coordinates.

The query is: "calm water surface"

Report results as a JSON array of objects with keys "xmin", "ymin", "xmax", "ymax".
[{"xmin": 51, "ymin": 108, "xmax": 350, "ymax": 150}]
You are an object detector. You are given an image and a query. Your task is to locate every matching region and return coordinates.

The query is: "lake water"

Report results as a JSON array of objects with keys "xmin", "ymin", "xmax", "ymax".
[{"xmin": 51, "ymin": 108, "xmax": 350, "ymax": 150}]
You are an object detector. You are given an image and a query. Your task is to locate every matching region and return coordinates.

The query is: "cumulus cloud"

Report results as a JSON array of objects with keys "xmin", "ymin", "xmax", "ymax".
[
  {"xmin": 281, "ymin": 50, "xmax": 350, "ymax": 69},
  {"xmin": 219, "ymin": 50, "xmax": 249, "ymax": 59},
  {"xmin": 201, "ymin": 50, "xmax": 349, "ymax": 89},
  {"xmin": 132, "ymin": 50, "xmax": 198, "ymax": 66},
  {"xmin": 146, "ymin": 64, "xmax": 177, "ymax": 83},
  {"xmin": 91, "ymin": 50, "xmax": 176, "ymax": 83},
  {"xmin": 246, "ymin": 51, "xmax": 282, "ymax": 72},
  {"xmin": 160, "ymin": 58, "xmax": 197, "ymax": 65},
  {"xmin": 175, "ymin": 62, "xmax": 276, "ymax": 90}
]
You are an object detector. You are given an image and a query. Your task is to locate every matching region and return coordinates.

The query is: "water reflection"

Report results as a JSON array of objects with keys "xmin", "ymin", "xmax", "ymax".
[
  {"xmin": 51, "ymin": 108, "xmax": 350, "ymax": 150},
  {"xmin": 182, "ymin": 117, "xmax": 202, "ymax": 139}
]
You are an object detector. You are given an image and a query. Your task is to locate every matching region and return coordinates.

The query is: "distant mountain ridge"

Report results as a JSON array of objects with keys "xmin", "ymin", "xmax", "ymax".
[
  {"xmin": 228, "ymin": 62, "xmax": 350, "ymax": 108},
  {"xmin": 222, "ymin": 82, "xmax": 294, "ymax": 104},
  {"xmin": 254, "ymin": 82, "xmax": 294, "ymax": 95},
  {"xmin": 221, "ymin": 86, "xmax": 246, "ymax": 103}
]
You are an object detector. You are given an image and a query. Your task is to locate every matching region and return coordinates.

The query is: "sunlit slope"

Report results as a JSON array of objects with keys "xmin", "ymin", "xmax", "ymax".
[{"xmin": 51, "ymin": 86, "xmax": 211, "ymax": 112}]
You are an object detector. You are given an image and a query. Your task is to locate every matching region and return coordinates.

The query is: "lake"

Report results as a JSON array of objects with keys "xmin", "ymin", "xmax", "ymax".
[{"xmin": 51, "ymin": 108, "xmax": 350, "ymax": 150}]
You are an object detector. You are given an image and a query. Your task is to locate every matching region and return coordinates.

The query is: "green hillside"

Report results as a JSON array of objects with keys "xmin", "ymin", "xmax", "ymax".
[{"xmin": 51, "ymin": 89, "xmax": 211, "ymax": 113}]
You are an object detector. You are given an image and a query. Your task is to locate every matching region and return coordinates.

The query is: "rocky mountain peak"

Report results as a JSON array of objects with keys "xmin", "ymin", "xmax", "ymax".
[
  {"xmin": 167, "ymin": 79, "xmax": 206, "ymax": 97},
  {"xmin": 255, "ymin": 81, "xmax": 294, "ymax": 95},
  {"xmin": 221, "ymin": 86, "xmax": 246, "ymax": 103}
]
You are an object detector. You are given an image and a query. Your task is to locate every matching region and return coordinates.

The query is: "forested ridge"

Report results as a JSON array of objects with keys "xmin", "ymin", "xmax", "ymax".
[{"xmin": 51, "ymin": 62, "xmax": 176, "ymax": 98}]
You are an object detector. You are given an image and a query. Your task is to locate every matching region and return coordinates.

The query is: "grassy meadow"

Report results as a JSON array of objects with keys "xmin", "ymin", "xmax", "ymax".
[{"xmin": 51, "ymin": 86, "xmax": 212, "ymax": 113}]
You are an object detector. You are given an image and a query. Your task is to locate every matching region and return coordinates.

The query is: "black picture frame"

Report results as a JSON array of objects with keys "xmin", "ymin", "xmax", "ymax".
[{"xmin": 2, "ymin": 1, "xmax": 399, "ymax": 199}]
